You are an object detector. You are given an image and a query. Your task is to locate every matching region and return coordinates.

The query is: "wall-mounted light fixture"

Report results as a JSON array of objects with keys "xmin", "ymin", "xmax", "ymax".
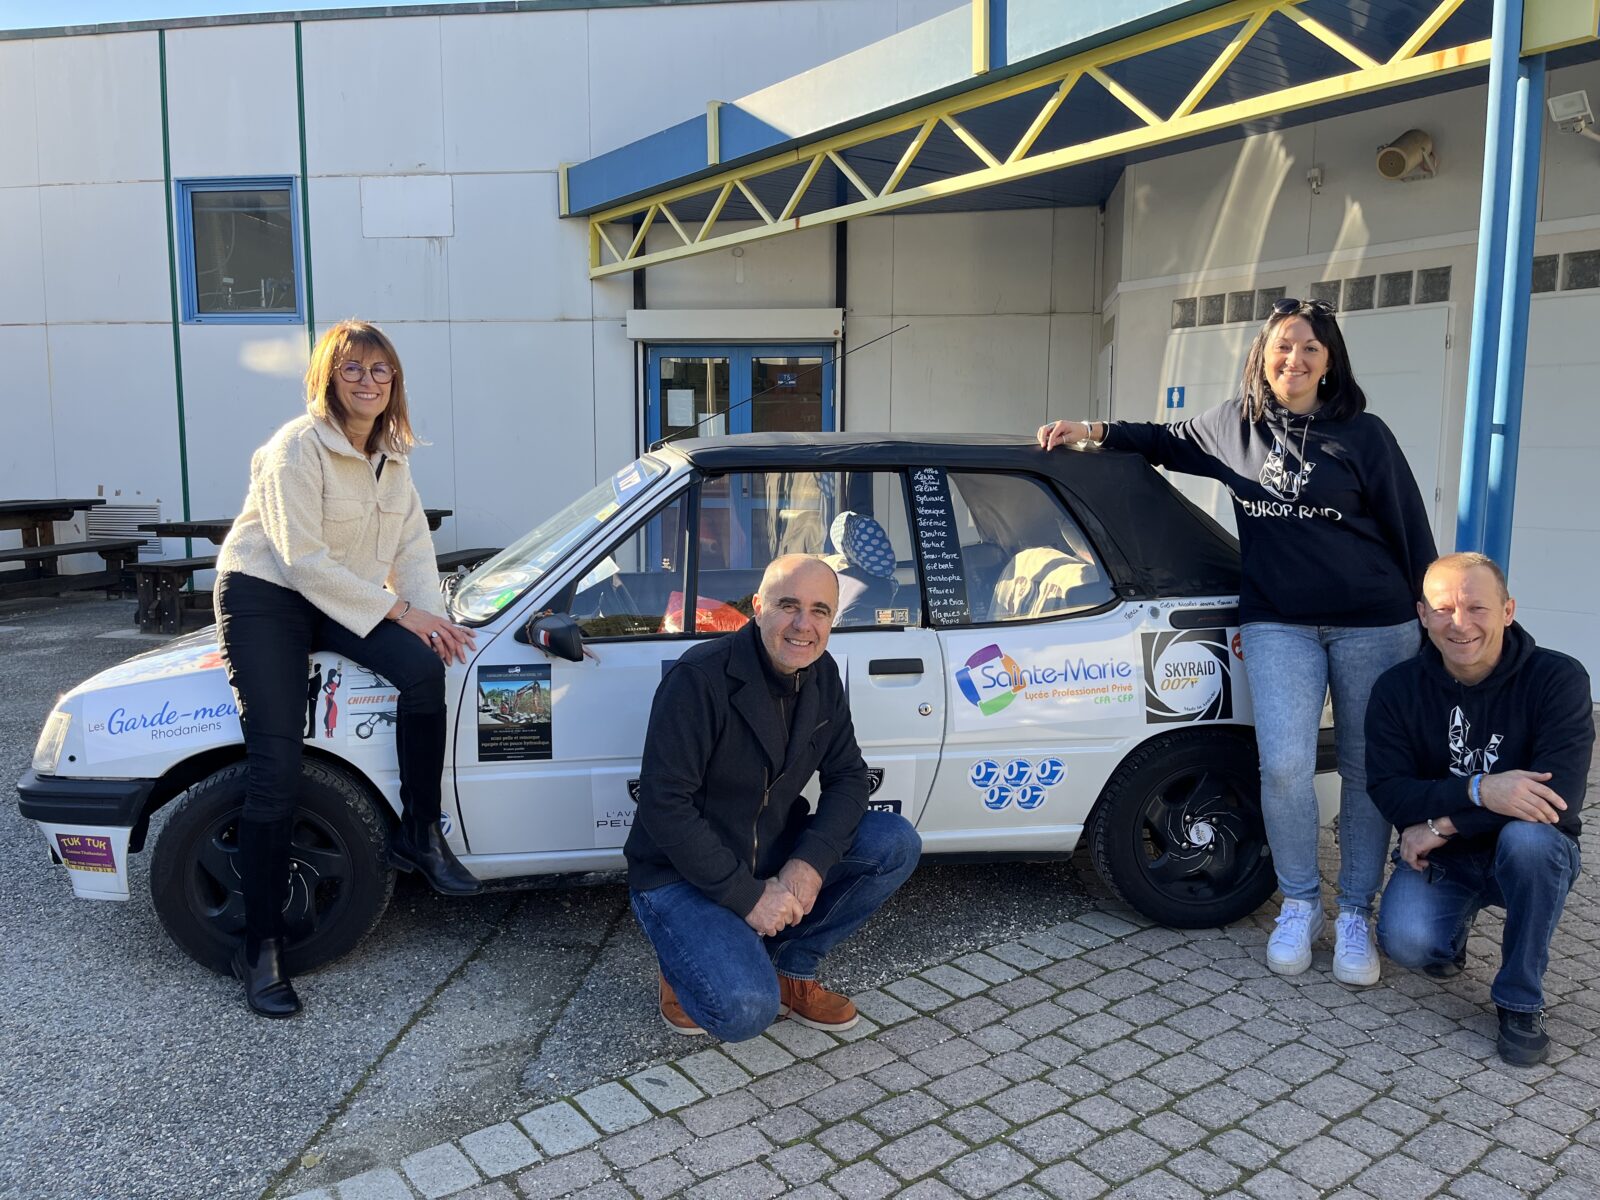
[
  {"xmin": 1306, "ymin": 165, "xmax": 1324, "ymax": 195},
  {"xmin": 1548, "ymin": 90, "xmax": 1600, "ymax": 144},
  {"xmin": 1376, "ymin": 129, "xmax": 1437, "ymax": 181}
]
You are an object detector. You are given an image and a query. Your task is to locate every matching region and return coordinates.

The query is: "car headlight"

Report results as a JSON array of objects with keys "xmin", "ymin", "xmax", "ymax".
[{"xmin": 32, "ymin": 710, "xmax": 71, "ymax": 774}]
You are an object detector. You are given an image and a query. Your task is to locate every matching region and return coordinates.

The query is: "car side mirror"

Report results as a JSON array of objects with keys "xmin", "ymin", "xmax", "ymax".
[{"xmin": 516, "ymin": 613, "xmax": 585, "ymax": 662}]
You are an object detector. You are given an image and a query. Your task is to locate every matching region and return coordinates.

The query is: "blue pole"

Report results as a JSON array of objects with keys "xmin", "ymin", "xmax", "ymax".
[
  {"xmin": 1484, "ymin": 55, "xmax": 1545, "ymax": 571},
  {"xmin": 1456, "ymin": 0, "xmax": 1523, "ymax": 552}
]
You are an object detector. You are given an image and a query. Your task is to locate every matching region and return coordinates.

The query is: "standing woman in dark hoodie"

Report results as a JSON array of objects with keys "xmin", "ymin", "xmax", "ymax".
[{"xmin": 1038, "ymin": 298, "xmax": 1436, "ymax": 986}]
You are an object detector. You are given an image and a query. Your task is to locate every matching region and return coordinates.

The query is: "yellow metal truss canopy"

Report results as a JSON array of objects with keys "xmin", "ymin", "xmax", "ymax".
[{"xmin": 583, "ymin": 0, "xmax": 1490, "ymax": 279}]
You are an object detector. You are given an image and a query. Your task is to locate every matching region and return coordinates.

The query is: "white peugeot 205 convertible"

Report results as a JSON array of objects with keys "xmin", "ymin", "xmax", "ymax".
[{"xmin": 19, "ymin": 434, "xmax": 1336, "ymax": 975}]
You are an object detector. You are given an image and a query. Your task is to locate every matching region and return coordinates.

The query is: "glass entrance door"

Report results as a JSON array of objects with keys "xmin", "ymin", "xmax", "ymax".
[{"xmin": 646, "ymin": 344, "xmax": 835, "ymax": 444}]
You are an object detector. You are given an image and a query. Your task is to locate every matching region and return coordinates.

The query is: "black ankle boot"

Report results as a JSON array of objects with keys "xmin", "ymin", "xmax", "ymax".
[
  {"xmin": 232, "ymin": 937, "xmax": 302, "ymax": 1018},
  {"xmin": 391, "ymin": 822, "xmax": 483, "ymax": 896}
]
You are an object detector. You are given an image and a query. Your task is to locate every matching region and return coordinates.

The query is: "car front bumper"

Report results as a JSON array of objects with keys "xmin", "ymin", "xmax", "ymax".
[{"xmin": 16, "ymin": 770, "xmax": 149, "ymax": 901}]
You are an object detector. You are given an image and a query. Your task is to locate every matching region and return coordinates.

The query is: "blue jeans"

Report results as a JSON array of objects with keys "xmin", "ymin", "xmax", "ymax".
[
  {"xmin": 1378, "ymin": 824, "xmax": 1580, "ymax": 1012},
  {"xmin": 1240, "ymin": 620, "xmax": 1420, "ymax": 914},
  {"xmin": 629, "ymin": 812, "xmax": 921, "ymax": 1042}
]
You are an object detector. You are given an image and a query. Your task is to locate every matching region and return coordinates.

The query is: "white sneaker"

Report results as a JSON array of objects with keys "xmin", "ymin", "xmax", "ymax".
[
  {"xmin": 1267, "ymin": 898, "xmax": 1325, "ymax": 975},
  {"xmin": 1332, "ymin": 909, "xmax": 1381, "ymax": 986}
]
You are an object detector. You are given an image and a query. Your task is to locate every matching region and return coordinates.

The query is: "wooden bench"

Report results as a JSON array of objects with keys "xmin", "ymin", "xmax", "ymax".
[
  {"xmin": 437, "ymin": 547, "xmax": 500, "ymax": 573},
  {"xmin": 0, "ymin": 538, "xmax": 144, "ymax": 601},
  {"xmin": 131, "ymin": 554, "xmax": 218, "ymax": 634}
]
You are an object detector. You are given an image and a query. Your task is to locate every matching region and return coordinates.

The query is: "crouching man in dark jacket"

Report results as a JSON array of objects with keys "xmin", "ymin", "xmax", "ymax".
[
  {"xmin": 625, "ymin": 554, "xmax": 921, "ymax": 1040},
  {"xmin": 1366, "ymin": 553, "xmax": 1590, "ymax": 1066}
]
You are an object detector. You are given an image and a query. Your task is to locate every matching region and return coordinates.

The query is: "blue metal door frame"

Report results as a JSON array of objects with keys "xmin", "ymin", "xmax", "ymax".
[{"xmin": 645, "ymin": 343, "xmax": 836, "ymax": 444}]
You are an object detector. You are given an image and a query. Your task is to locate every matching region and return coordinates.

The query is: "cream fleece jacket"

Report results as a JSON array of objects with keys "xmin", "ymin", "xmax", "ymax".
[{"xmin": 217, "ymin": 415, "xmax": 442, "ymax": 636}]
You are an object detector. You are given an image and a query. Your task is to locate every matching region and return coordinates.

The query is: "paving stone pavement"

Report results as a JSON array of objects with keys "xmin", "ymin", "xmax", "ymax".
[{"xmin": 284, "ymin": 819, "xmax": 1600, "ymax": 1200}]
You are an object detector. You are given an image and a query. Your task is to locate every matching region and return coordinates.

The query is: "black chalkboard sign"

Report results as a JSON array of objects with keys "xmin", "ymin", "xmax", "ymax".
[{"xmin": 910, "ymin": 467, "xmax": 970, "ymax": 625}]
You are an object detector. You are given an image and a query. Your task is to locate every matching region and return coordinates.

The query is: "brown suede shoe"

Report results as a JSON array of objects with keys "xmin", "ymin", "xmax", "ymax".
[
  {"xmin": 658, "ymin": 974, "xmax": 705, "ymax": 1036},
  {"xmin": 778, "ymin": 974, "xmax": 859, "ymax": 1031}
]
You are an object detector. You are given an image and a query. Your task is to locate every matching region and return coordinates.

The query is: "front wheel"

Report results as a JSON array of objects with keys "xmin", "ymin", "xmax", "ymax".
[
  {"xmin": 1087, "ymin": 729, "xmax": 1274, "ymax": 929},
  {"xmin": 150, "ymin": 759, "xmax": 395, "ymax": 975}
]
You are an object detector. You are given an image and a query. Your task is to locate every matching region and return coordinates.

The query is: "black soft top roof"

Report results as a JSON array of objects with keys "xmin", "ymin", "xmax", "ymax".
[{"xmin": 664, "ymin": 432, "xmax": 1240, "ymax": 600}]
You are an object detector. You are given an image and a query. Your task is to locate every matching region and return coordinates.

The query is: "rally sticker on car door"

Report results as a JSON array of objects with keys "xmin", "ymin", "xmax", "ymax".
[{"xmin": 947, "ymin": 634, "xmax": 1138, "ymax": 727}]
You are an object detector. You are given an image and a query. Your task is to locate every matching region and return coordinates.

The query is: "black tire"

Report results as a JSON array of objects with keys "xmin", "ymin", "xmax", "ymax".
[
  {"xmin": 150, "ymin": 759, "xmax": 395, "ymax": 975},
  {"xmin": 1087, "ymin": 729, "xmax": 1274, "ymax": 929}
]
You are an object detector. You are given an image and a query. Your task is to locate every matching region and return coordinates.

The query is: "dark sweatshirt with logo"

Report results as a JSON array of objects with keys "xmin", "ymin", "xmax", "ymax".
[
  {"xmin": 1364, "ymin": 623, "xmax": 1591, "ymax": 849},
  {"xmin": 1104, "ymin": 402, "xmax": 1435, "ymax": 626}
]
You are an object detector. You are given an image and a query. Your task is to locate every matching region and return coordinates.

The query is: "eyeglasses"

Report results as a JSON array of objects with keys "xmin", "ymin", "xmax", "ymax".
[
  {"xmin": 1271, "ymin": 297, "xmax": 1336, "ymax": 316},
  {"xmin": 339, "ymin": 361, "xmax": 395, "ymax": 385}
]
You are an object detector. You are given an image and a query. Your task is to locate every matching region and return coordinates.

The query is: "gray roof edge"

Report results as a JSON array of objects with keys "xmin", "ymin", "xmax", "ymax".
[{"xmin": 0, "ymin": 0, "xmax": 751, "ymax": 42}]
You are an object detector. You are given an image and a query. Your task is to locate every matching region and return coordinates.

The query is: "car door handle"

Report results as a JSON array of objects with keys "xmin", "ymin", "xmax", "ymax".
[{"xmin": 868, "ymin": 658, "xmax": 924, "ymax": 676}]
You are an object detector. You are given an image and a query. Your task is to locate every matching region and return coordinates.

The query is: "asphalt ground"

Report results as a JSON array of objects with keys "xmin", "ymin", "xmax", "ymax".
[{"xmin": 0, "ymin": 595, "xmax": 1096, "ymax": 1200}]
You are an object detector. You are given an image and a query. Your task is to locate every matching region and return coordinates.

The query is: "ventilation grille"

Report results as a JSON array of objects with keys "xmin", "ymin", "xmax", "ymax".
[
  {"xmin": 1172, "ymin": 265, "xmax": 1454, "ymax": 328},
  {"xmin": 87, "ymin": 504, "xmax": 162, "ymax": 552}
]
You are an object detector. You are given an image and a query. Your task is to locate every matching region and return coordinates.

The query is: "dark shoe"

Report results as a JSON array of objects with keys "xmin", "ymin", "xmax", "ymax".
[
  {"xmin": 390, "ymin": 822, "xmax": 483, "ymax": 896},
  {"xmin": 1423, "ymin": 946, "xmax": 1468, "ymax": 979},
  {"xmin": 232, "ymin": 937, "xmax": 302, "ymax": 1019},
  {"xmin": 659, "ymin": 975, "xmax": 706, "ymax": 1036},
  {"xmin": 778, "ymin": 975, "xmax": 859, "ymax": 1031},
  {"xmin": 1496, "ymin": 1006, "xmax": 1550, "ymax": 1067}
]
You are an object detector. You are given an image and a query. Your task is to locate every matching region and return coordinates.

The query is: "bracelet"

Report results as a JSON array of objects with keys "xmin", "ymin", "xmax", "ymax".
[
  {"xmin": 1469, "ymin": 773, "xmax": 1484, "ymax": 807},
  {"xmin": 389, "ymin": 600, "xmax": 411, "ymax": 621},
  {"xmin": 1426, "ymin": 817, "xmax": 1450, "ymax": 839}
]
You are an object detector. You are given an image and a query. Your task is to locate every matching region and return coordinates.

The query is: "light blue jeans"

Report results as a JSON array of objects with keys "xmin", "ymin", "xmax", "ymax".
[{"xmin": 1240, "ymin": 620, "xmax": 1421, "ymax": 914}]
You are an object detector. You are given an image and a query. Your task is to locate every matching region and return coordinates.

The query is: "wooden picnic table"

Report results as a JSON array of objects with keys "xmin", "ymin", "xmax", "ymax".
[
  {"xmin": 0, "ymin": 498, "xmax": 106, "ymax": 547},
  {"xmin": 139, "ymin": 508, "xmax": 453, "ymax": 544}
]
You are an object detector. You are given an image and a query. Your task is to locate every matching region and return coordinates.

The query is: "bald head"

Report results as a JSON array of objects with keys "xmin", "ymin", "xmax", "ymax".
[{"xmin": 752, "ymin": 555, "xmax": 838, "ymax": 674}]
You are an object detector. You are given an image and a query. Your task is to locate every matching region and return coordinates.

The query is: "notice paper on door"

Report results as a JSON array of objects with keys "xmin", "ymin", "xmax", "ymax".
[
  {"xmin": 476, "ymin": 664, "xmax": 552, "ymax": 761},
  {"xmin": 667, "ymin": 388, "xmax": 696, "ymax": 427}
]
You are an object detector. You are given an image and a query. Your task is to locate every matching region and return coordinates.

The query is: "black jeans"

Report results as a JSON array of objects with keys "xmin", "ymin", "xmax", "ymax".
[{"xmin": 216, "ymin": 571, "xmax": 445, "ymax": 945}]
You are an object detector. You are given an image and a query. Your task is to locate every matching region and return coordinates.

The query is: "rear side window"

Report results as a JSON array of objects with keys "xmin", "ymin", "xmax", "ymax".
[{"xmin": 915, "ymin": 469, "xmax": 1112, "ymax": 626}]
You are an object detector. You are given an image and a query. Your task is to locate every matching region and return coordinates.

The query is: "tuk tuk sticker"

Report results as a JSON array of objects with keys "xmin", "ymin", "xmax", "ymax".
[
  {"xmin": 57, "ymin": 833, "xmax": 116, "ymax": 873},
  {"xmin": 477, "ymin": 664, "xmax": 552, "ymax": 761}
]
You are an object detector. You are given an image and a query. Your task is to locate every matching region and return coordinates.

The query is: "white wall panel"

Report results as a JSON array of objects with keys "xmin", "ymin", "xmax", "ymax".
[
  {"xmin": 38, "ymin": 182, "xmax": 170, "ymax": 323},
  {"xmin": 0, "ymin": 41, "xmax": 39, "ymax": 188},
  {"xmin": 644, "ymin": 221, "xmax": 833, "ymax": 309},
  {"xmin": 591, "ymin": 319, "xmax": 638, "ymax": 483},
  {"xmin": 1051, "ymin": 207, "xmax": 1098, "ymax": 314},
  {"xmin": 302, "ymin": 18, "xmax": 445, "ymax": 175},
  {"xmin": 387, "ymin": 323, "xmax": 458, "ymax": 538},
  {"xmin": 448, "ymin": 173, "xmax": 590, "ymax": 321},
  {"xmin": 891, "ymin": 209, "xmax": 1053, "ymax": 316},
  {"xmin": 887, "ymin": 316, "xmax": 1049, "ymax": 432},
  {"xmin": 32, "ymin": 32, "xmax": 162, "ymax": 185},
  {"xmin": 1046, "ymin": 314, "xmax": 1097, "ymax": 418},
  {"xmin": 440, "ymin": 11, "xmax": 590, "ymax": 173},
  {"xmin": 586, "ymin": 0, "xmax": 906, "ymax": 153},
  {"xmin": 1542, "ymin": 60, "xmax": 1600, "ymax": 223},
  {"xmin": 165, "ymin": 23, "xmax": 299, "ymax": 178},
  {"xmin": 846, "ymin": 217, "xmax": 894, "ymax": 318},
  {"xmin": 841, "ymin": 315, "xmax": 894, "ymax": 432},
  {"xmin": 361, "ymin": 176, "xmax": 455, "ymax": 238},
  {"xmin": 448, "ymin": 321, "xmax": 595, "ymax": 550},
  {"xmin": 309, "ymin": 176, "xmax": 450, "ymax": 322},
  {"xmin": 47, "ymin": 324, "xmax": 182, "ymax": 505},
  {"xmin": 0, "ymin": 327, "xmax": 57, "ymax": 506},
  {"xmin": 0, "ymin": 187, "xmax": 46, "ymax": 324},
  {"xmin": 1125, "ymin": 126, "xmax": 1315, "ymax": 281},
  {"xmin": 1305, "ymin": 93, "xmax": 1485, "ymax": 255},
  {"xmin": 175, "ymin": 326, "xmax": 309, "ymax": 519}
]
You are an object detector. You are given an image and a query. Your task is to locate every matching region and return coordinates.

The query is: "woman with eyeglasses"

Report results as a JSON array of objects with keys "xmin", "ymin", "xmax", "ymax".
[
  {"xmin": 214, "ymin": 318, "xmax": 480, "ymax": 1018},
  {"xmin": 1038, "ymin": 297, "xmax": 1435, "ymax": 987}
]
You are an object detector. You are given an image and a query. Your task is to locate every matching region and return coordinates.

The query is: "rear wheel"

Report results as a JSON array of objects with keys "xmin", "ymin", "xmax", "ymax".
[
  {"xmin": 1087, "ymin": 729, "xmax": 1275, "ymax": 928},
  {"xmin": 150, "ymin": 759, "xmax": 394, "ymax": 975}
]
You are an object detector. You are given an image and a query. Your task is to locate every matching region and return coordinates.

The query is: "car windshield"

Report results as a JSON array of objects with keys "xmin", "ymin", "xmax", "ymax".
[{"xmin": 451, "ymin": 456, "xmax": 668, "ymax": 625}]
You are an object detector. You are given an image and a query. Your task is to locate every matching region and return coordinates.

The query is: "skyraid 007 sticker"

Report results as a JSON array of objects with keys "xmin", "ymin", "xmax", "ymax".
[
  {"xmin": 476, "ymin": 664, "xmax": 553, "ymax": 761},
  {"xmin": 1142, "ymin": 628, "xmax": 1233, "ymax": 723}
]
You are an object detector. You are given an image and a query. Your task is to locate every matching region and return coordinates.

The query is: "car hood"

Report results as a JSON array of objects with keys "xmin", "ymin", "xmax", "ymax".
[{"xmin": 66, "ymin": 627, "xmax": 229, "ymax": 698}]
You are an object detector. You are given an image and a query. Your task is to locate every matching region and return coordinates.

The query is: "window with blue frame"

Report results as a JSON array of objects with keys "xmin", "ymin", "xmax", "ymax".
[
  {"xmin": 646, "ymin": 344, "xmax": 836, "ymax": 444},
  {"xmin": 175, "ymin": 178, "xmax": 302, "ymax": 323}
]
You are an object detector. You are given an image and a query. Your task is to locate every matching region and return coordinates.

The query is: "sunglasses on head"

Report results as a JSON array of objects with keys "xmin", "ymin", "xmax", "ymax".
[{"xmin": 1271, "ymin": 297, "xmax": 1336, "ymax": 316}]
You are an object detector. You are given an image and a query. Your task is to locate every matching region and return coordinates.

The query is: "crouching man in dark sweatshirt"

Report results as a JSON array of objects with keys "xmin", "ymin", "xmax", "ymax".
[
  {"xmin": 1366, "ymin": 552, "xmax": 1591, "ymax": 1066},
  {"xmin": 625, "ymin": 554, "xmax": 921, "ymax": 1040}
]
